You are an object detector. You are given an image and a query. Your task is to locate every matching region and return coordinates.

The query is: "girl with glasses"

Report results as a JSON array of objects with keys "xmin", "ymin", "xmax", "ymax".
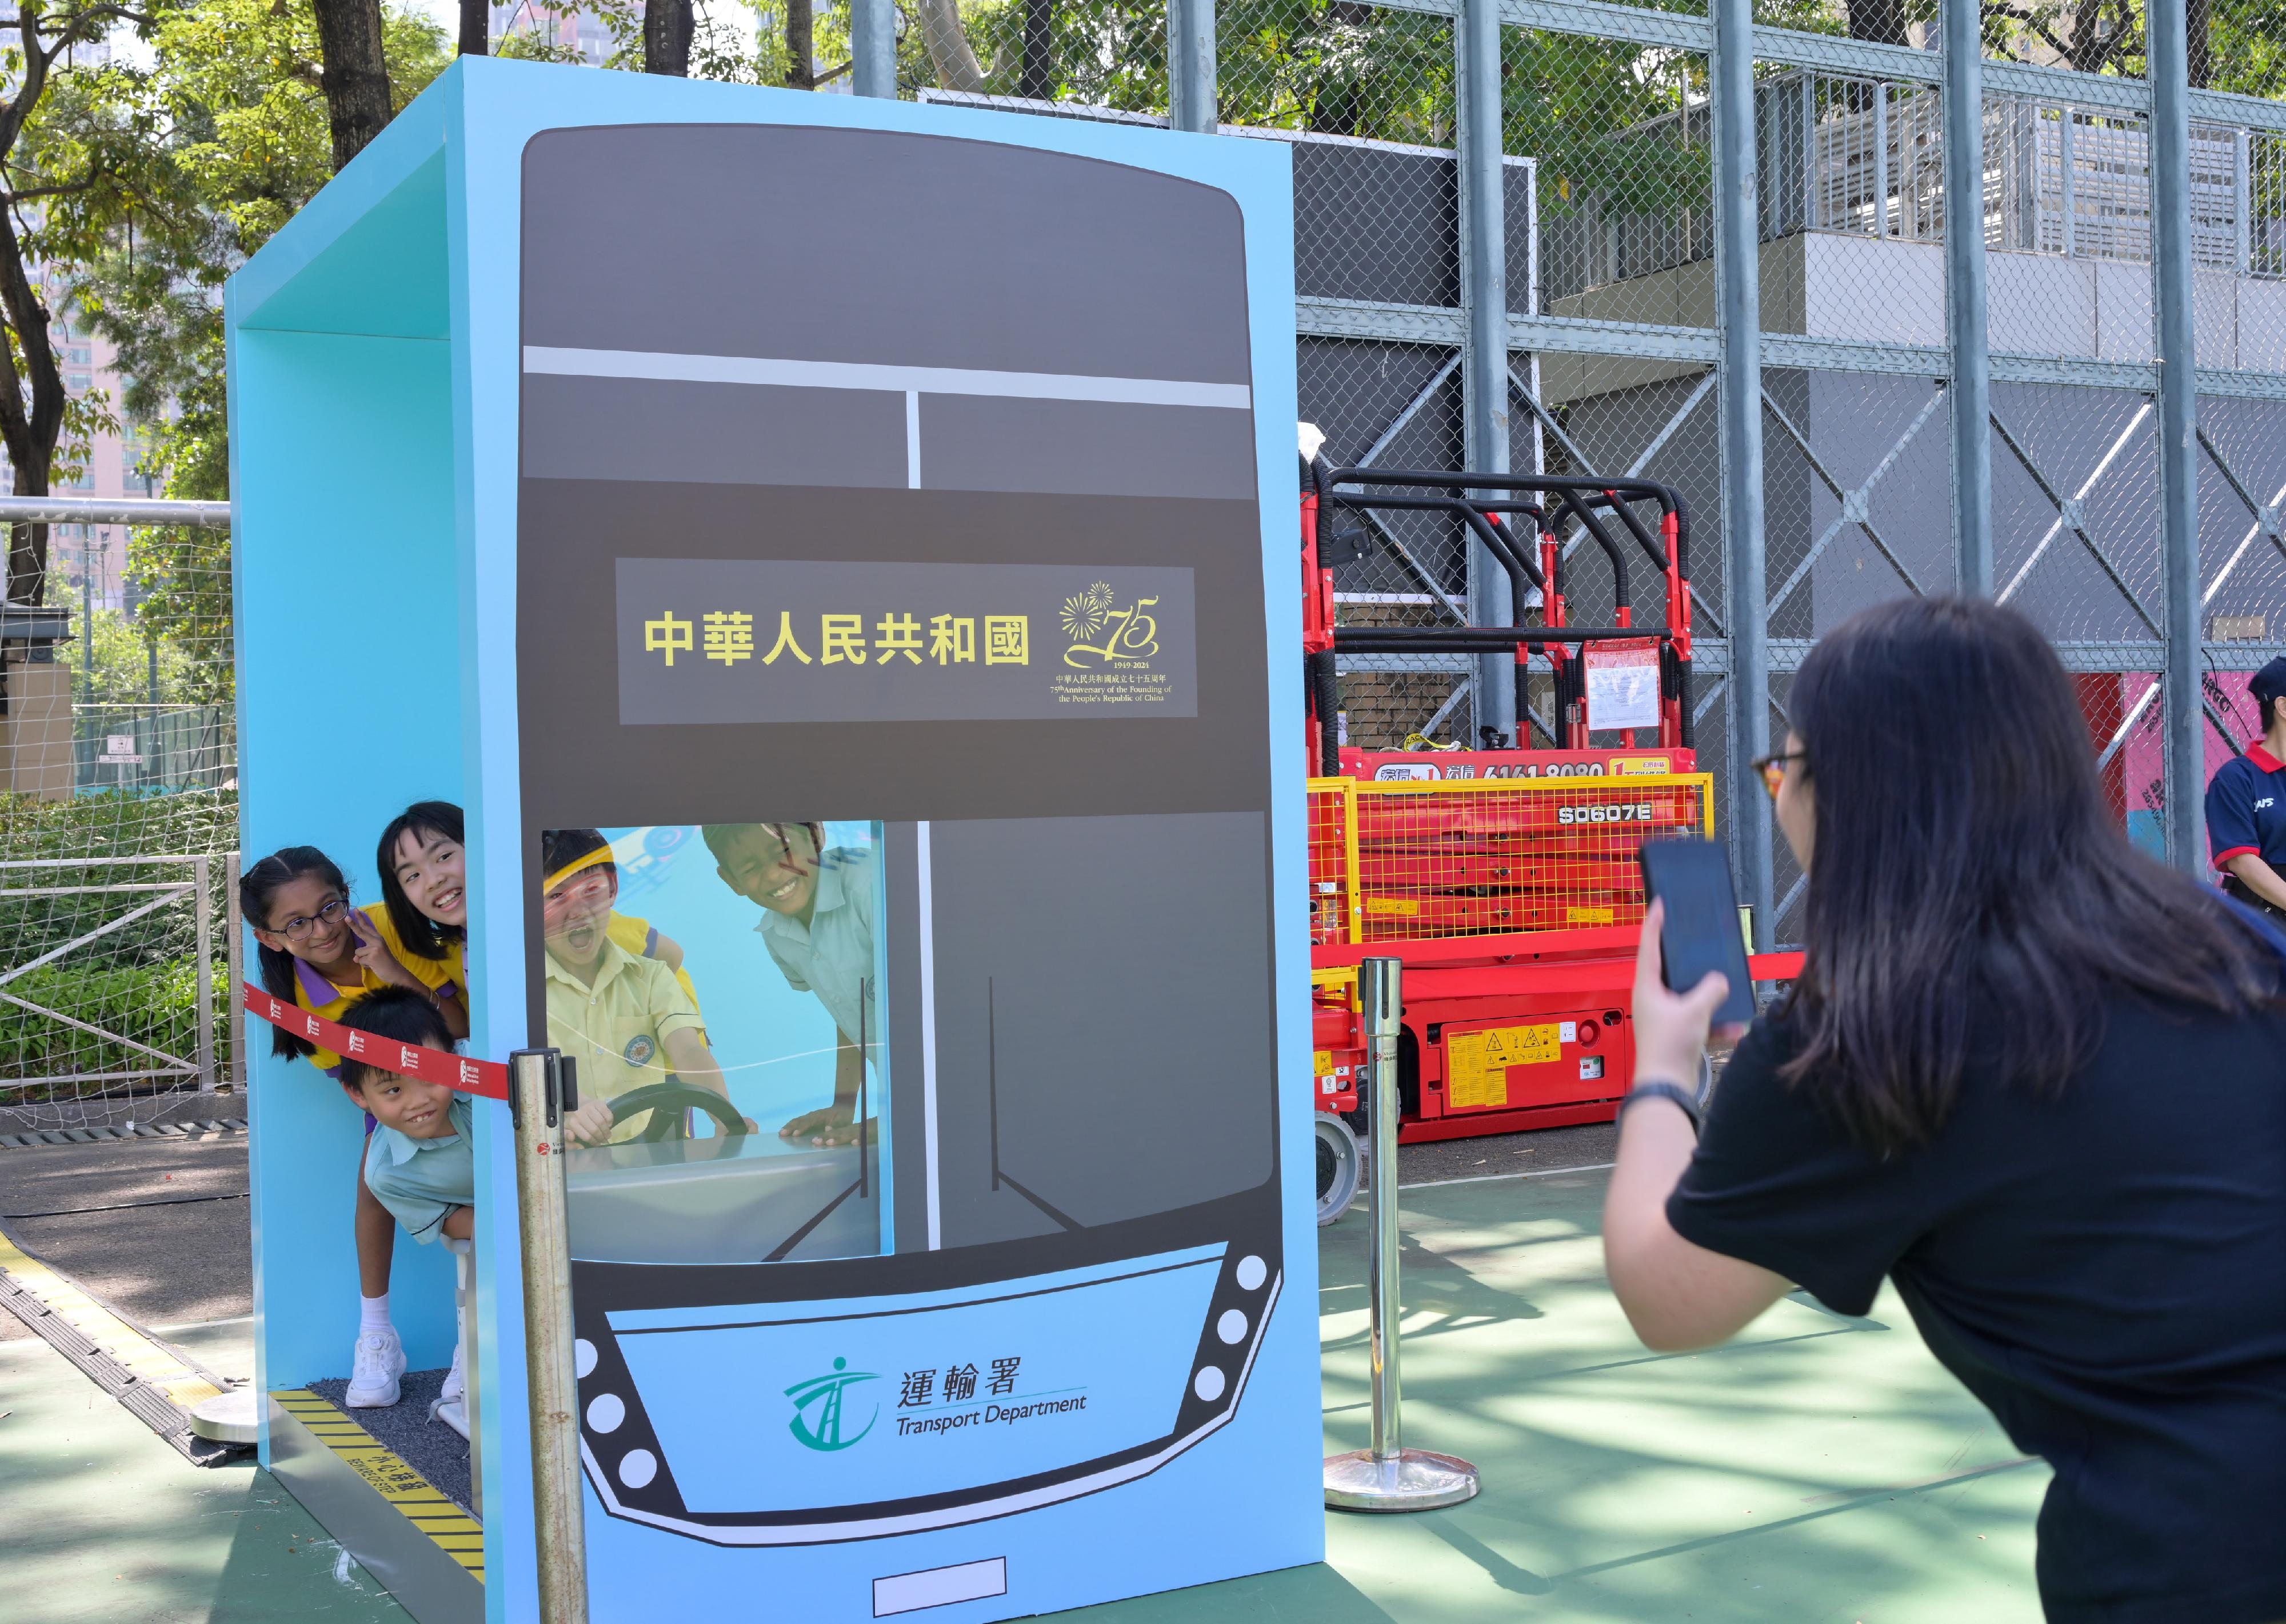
[{"xmin": 239, "ymin": 847, "xmax": 469, "ymax": 1412}]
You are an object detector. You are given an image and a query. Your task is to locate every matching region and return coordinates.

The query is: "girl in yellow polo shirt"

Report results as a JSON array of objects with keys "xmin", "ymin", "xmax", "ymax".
[{"xmin": 241, "ymin": 846, "xmax": 465, "ymax": 1411}]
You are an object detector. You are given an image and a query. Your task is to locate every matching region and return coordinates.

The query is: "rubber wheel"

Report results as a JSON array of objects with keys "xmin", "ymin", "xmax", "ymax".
[{"xmin": 1315, "ymin": 1114, "xmax": 1362, "ymax": 1226}]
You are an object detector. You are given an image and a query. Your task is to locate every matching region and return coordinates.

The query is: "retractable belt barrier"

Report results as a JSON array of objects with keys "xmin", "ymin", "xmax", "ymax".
[{"xmin": 239, "ymin": 981, "xmax": 511, "ymax": 1101}]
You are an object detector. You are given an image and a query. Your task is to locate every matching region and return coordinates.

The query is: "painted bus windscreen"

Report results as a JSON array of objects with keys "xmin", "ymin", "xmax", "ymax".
[{"xmin": 516, "ymin": 122, "xmax": 1283, "ymax": 1543}]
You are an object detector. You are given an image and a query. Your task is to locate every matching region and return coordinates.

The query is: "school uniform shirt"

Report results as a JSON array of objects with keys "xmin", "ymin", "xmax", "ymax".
[
  {"xmin": 1669, "ymin": 991, "xmax": 2286, "ymax": 1624},
  {"xmin": 363, "ymin": 907, "xmax": 468, "ymax": 1003},
  {"xmin": 359, "ymin": 910, "xmax": 700, "ymax": 1019},
  {"xmin": 362, "ymin": 1096, "xmax": 475, "ymax": 1244},
  {"xmin": 292, "ymin": 909, "xmax": 462, "ymax": 1071},
  {"xmin": 609, "ymin": 911, "xmax": 704, "ymax": 1019},
  {"xmin": 756, "ymin": 845, "xmax": 877, "ymax": 1049},
  {"xmin": 2206, "ymin": 742, "xmax": 2286, "ymax": 877},
  {"xmin": 543, "ymin": 936, "xmax": 704, "ymax": 1144}
]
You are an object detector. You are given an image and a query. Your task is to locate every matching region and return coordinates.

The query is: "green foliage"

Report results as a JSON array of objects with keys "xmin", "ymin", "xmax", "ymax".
[
  {"xmin": 0, "ymin": 958, "xmax": 232, "ymax": 1097},
  {"xmin": 0, "ymin": 783, "xmax": 238, "ymax": 863},
  {"xmin": 0, "ymin": 787, "xmax": 237, "ymax": 982},
  {"xmin": 69, "ymin": 604, "xmax": 202, "ymax": 707},
  {"xmin": 58, "ymin": 0, "xmax": 450, "ymax": 702}
]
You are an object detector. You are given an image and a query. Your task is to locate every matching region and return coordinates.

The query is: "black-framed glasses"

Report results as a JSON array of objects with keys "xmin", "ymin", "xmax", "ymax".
[
  {"xmin": 1751, "ymin": 750, "xmax": 1807, "ymax": 800},
  {"xmin": 278, "ymin": 897, "xmax": 350, "ymax": 941}
]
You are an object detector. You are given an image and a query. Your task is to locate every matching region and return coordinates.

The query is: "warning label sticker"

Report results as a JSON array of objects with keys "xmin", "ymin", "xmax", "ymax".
[{"xmin": 1445, "ymin": 1023, "xmax": 1562, "ymax": 1109}]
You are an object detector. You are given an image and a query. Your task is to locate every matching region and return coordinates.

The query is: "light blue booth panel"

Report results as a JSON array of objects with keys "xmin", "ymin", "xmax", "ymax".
[{"xmin": 230, "ymin": 57, "xmax": 1313, "ymax": 1624}]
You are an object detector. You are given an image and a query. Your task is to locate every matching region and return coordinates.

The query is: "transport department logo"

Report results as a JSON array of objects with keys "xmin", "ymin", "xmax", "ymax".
[{"xmin": 786, "ymin": 1358, "xmax": 880, "ymax": 1452}]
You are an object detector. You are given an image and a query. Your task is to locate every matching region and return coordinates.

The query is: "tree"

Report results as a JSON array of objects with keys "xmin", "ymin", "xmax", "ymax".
[
  {"xmin": 1020, "ymin": 0, "xmax": 1052, "ymax": 99},
  {"xmin": 781, "ymin": 0, "xmax": 811, "ymax": 87},
  {"xmin": 915, "ymin": 0, "xmax": 986, "ymax": 92},
  {"xmin": 59, "ymin": 0, "xmax": 449, "ymax": 695},
  {"xmin": 0, "ymin": 3, "xmax": 165, "ymax": 610},
  {"xmin": 310, "ymin": 0, "xmax": 397, "ymax": 167},
  {"xmin": 645, "ymin": 0, "xmax": 693, "ymax": 73}
]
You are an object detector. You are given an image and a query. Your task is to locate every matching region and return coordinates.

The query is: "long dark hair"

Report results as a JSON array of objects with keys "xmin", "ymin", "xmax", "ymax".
[
  {"xmin": 239, "ymin": 846, "xmax": 350, "ymax": 1061},
  {"xmin": 1780, "ymin": 596, "xmax": 2281, "ymax": 1153},
  {"xmin": 377, "ymin": 801, "xmax": 464, "ymax": 962}
]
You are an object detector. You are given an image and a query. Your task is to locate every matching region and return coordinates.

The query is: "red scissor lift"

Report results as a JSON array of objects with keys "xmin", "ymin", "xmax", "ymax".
[{"xmin": 1300, "ymin": 465, "xmax": 1800, "ymax": 1220}]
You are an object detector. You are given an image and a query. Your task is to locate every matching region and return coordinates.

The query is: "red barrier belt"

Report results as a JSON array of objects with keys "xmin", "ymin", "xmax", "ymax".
[
  {"xmin": 239, "ymin": 981, "xmax": 510, "ymax": 1101},
  {"xmin": 1749, "ymin": 951, "xmax": 1805, "ymax": 981}
]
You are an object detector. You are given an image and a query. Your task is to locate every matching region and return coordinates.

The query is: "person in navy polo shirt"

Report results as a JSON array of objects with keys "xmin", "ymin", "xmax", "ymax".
[{"xmin": 2207, "ymin": 655, "xmax": 2286, "ymax": 922}]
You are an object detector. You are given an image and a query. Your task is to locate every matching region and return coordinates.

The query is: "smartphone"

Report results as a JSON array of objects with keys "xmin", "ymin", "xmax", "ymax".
[{"xmin": 1637, "ymin": 837, "xmax": 1757, "ymax": 1028}]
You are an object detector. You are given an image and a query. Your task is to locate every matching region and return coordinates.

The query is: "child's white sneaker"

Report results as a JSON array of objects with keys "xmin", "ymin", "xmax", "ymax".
[
  {"xmin": 346, "ymin": 1328, "xmax": 405, "ymax": 1407},
  {"xmin": 440, "ymin": 1334, "xmax": 465, "ymax": 1405}
]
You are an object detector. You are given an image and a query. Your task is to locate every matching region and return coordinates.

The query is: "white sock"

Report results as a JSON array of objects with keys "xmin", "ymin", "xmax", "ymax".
[{"xmin": 359, "ymin": 1293, "xmax": 392, "ymax": 1335}]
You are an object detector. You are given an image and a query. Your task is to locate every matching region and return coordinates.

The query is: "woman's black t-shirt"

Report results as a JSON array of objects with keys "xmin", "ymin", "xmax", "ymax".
[{"xmin": 1668, "ymin": 991, "xmax": 2286, "ymax": 1624}]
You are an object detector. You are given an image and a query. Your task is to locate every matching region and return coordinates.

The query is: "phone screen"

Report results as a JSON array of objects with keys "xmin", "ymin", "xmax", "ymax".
[{"xmin": 1637, "ymin": 837, "xmax": 1756, "ymax": 1028}]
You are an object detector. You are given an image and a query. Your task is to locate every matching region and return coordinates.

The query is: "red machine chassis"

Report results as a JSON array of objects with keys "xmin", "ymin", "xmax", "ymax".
[{"xmin": 1301, "ymin": 465, "xmax": 1797, "ymax": 1147}]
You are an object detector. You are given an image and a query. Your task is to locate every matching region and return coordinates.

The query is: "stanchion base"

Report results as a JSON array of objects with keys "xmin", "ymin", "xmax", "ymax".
[{"xmin": 1323, "ymin": 1448, "xmax": 1480, "ymax": 1511}]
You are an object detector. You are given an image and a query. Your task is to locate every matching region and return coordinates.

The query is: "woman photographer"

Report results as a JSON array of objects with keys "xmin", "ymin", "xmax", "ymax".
[{"xmin": 1604, "ymin": 595, "xmax": 2286, "ymax": 1624}]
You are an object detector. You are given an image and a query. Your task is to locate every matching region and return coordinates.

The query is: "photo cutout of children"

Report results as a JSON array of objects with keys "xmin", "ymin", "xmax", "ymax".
[
  {"xmin": 538, "ymin": 823, "xmax": 884, "ymax": 1151},
  {"xmin": 703, "ymin": 822, "xmax": 880, "ymax": 1148},
  {"xmin": 538, "ymin": 829, "xmax": 749, "ymax": 1145}
]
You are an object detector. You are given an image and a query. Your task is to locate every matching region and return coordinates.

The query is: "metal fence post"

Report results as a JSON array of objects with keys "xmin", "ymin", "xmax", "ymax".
[
  {"xmin": 2150, "ymin": 0, "xmax": 2204, "ymax": 873},
  {"xmin": 1943, "ymin": 0, "xmax": 1993, "ymax": 595},
  {"xmin": 1712, "ymin": 0, "xmax": 1773, "ymax": 950},
  {"xmin": 1324, "ymin": 958, "xmax": 1478, "ymax": 1511},
  {"xmin": 1457, "ymin": 0, "xmax": 1514, "ymax": 747},
  {"xmin": 1168, "ymin": 0, "xmax": 1217, "ymax": 134},
  {"xmin": 193, "ymin": 854, "xmax": 213, "ymax": 1093},
  {"xmin": 850, "ymin": 0, "xmax": 897, "ymax": 98},
  {"xmin": 224, "ymin": 853, "xmax": 245, "ymax": 1091},
  {"xmin": 510, "ymin": 1049, "xmax": 588, "ymax": 1623}
]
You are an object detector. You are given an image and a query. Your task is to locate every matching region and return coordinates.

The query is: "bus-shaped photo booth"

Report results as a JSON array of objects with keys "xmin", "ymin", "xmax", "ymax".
[{"xmin": 231, "ymin": 59, "xmax": 1316, "ymax": 1623}]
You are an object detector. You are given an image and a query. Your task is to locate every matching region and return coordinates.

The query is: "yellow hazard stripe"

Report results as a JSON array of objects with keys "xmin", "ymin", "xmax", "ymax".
[
  {"xmin": 0, "ymin": 1229, "xmax": 226, "ymax": 1410},
  {"xmin": 270, "ymin": 1390, "xmax": 485, "ymax": 1581}
]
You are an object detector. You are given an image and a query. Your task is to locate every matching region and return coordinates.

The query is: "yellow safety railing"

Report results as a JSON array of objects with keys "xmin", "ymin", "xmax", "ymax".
[{"xmin": 1308, "ymin": 773, "xmax": 1716, "ymax": 947}]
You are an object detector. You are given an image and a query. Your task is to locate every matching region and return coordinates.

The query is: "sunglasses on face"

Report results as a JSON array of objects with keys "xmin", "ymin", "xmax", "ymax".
[
  {"xmin": 1751, "ymin": 750, "xmax": 1807, "ymax": 800},
  {"xmin": 543, "ymin": 871, "xmax": 613, "ymax": 913}
]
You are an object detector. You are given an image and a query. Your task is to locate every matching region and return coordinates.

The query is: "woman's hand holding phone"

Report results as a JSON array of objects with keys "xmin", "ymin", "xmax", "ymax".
[{"xmin": 1630, "ymin": 901, "xmax": 1750, "ymax": 1091}]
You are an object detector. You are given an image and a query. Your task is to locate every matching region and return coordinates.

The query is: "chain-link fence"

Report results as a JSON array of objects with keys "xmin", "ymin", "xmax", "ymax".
[
  {"xmin": 886, "ymin": 0, "xmax": 2283, "ymax": 946},
  {"xmin": 0, "ymin": 509, "xmax": 236, "ymax": 1125},
  {"xmin": 6, "ymin": 0, "xmax": 2270, "ymax": 1107}
]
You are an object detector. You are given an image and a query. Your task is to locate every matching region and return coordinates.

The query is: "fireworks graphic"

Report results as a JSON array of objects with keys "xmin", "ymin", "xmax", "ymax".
[{"xmin": 1061, "ymin": 581, "xmax": 1115, "ymax": 641}]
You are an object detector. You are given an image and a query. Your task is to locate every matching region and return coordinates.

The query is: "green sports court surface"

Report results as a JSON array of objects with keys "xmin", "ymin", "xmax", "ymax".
[{"xmin": 1, "ymin": 1165, "xmax": 2045, "ymax": 1623}]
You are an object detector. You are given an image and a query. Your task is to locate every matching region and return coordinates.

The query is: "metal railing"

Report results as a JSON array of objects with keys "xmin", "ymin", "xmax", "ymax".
[
  {"xmin": 1545, "ymin": 68, "xmax": 2286, "ymax": 305},
  {"xmin": 0, "ymin": 854, "xmax": 225, "ymax": 1097}
]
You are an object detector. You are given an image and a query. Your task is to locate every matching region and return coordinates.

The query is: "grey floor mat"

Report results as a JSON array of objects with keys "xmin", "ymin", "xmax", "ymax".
[{"xmin": 308, "ymin": 1369, "xmax": 475, "ymax": 1515}]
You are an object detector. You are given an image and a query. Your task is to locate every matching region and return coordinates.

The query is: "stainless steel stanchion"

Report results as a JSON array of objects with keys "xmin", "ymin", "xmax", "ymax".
[
  {"xmin": 510, "ymin": 1049, "xmax": 589, "ymax": 1622},
  {"xmin": 1323, "ymin": 958, "xmax": 1480, "ymax": 1511}
]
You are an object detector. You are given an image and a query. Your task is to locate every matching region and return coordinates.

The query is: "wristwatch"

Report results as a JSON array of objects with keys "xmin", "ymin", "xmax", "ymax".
[{"xmin": 1617, "ymin": 1079, "xmax": 1701, "ymax": 1136}]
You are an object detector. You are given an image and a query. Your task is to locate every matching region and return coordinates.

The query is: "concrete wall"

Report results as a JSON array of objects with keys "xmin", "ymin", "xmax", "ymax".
[{"xmin": 3, "ymin": 654, "xmax": 74, "ymax": 801}]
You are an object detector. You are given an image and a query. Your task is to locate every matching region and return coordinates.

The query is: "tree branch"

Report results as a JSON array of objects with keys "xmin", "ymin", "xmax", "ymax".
[{"xmin": 2, "ymin": 174, "xmax": 99, "ymax": 203}]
